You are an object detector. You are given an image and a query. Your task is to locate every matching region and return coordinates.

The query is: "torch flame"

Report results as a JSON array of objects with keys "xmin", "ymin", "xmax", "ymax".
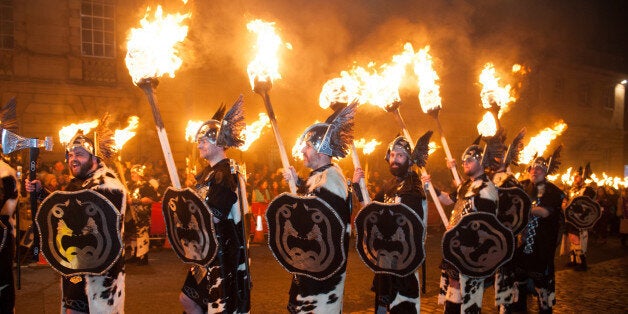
[
  {"xmin": 246, "ymin": 19, "xmax": 290, "ymax": 89},
  {"xmin": 561, "ymin": 167, "xmax": 574, "ymax": 185},
  {"xmin": 476, "ymin": 112, "xmax": 497, "ymax": 137},
  {"xmin": 319, "ymin": 76, "xmax": 361, "ymax": 109},
  {"xmin": 114, "ymin": 116, "xmax": 140, "ymax": 150},
  {"xmin": 353, "ymin": 138, "xmax": 381, "ymax": 155},
  {"xmin": 240, "ymin": 113, "xmax": 271, "ymax": 151},
  {"xmin": 520, "ymin": 121, "xmax": 568, "ymax": 164},
  {"xmin": 479, "ymin": 63, "xmax": 516, "ymax": 117},
  {"xmin": 291, "ymin": 135, "xmax": 305, "ymax": 161},
  {"xmin": 125, "ymin": 5, "xmax": 191, "ymax": 84},
  {"xmin": 414, "ymin": 45, "xmax": 442, "ymax": 113},
  {"xmin": 185, "ymin": 120, "xmax": 204, "ymax": 143},
  {"xmin": 428, "ymin": 141, "xmax": 439, "ymax": 155},
  {"xmin": 59, "ymin": 119, "xmax": 99, "ymax": 145}
]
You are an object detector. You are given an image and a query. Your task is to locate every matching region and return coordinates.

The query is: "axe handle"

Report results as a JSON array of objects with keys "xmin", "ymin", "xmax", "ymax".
[{"xmin": 29, "ymin": 147, "xmax": 40, "ymax": 258}]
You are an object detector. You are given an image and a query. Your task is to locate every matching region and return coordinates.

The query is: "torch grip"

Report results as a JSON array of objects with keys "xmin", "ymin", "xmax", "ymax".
[
  {"xmin": 350, "ymin": 144, "xmax": 370, "ymax": 205},
  {"xmin": 439, "ymin": 135, "xmax": 461, "ymax": 186},
  {"xmin": 419, "ymin": 167, "xmax": 449, "ymax": 228},
  {"xmin": 257, "ymin": 92, "xmax": 297, "ymax": 193}
]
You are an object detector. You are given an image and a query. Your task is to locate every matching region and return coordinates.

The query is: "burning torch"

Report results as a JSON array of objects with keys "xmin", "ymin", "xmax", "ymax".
[
  {"xmin": 247, "ymin": 19, "xmax": 296, "ymax": 193},
  {"xmin": 125, "ymin": 5, "xmax": 191, "ymax": 189},
  {"xmin": 113, "ymin": 116, "xmax": 140, "ymax": 188},
  {"xmin": 414, "ymin": 46, "xmax": 461, "ymax": 187}
]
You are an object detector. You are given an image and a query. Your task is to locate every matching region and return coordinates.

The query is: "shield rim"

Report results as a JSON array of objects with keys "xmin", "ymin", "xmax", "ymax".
[
  {"xmin": 0, "ymin": 220, "xmax": 7, "ymax": 253},
  {"xmin": 35, "ymin": 189, "xmax": 123, "ymax": 277},
  {"xmin": 354, "ymin": 201, "xmax": 426, "ymax": 277},
  {"xmin": 497, "ymin": 186, "xmax": 532, "ymax": 235},
  {"xmin": 265, "ymin": 192, "xmax": 347, "ymax": 281},
  {"xmin": 161, "ymin": 186, "xmax": 219, "ymax": 267},
  {"xmin": 441, "ymin": 212, "xmax": 514, "ymax": 278},
  {"xmin": 565, "ymin": 195, "xmax": 602, "ymax": 230}
]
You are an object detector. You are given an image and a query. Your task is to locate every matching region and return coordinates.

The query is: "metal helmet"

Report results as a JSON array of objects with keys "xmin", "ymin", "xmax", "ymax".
[
  {"xmin": 298, "ymin": 102, "xmax": 357, "ymax": 158},
  {"xmin": 461, "ymin": 144, "xmax": 483, "ymax": 164},
  {"xmin": 130, "ymin": 164, "xmax": 146, "ymax": 178},
  {"xmin": 385, "ymin": 136, "xmax": 412, "ymax": 163},
  {"xmin": 195, "ymin": 95, "xmax": 245, "ymax": 148},
  {"xmin": 65, "ymin": 130, "xmax": 96, "ymax": 157}
]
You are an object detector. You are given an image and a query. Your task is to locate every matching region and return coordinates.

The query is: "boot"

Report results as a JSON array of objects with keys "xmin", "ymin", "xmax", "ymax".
[
  {"xmin": 137, "ymin": 253, "xmax": 149, "ymax": 266},
  {"xmin": 574, "ymin": 254, "xmax": 587, "ymax": 271}
]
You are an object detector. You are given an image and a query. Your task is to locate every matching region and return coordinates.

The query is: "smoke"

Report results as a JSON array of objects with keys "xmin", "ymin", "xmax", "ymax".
[{"xmin": 121, "ymin": 0, "xmax": 619, "ymax": 174}]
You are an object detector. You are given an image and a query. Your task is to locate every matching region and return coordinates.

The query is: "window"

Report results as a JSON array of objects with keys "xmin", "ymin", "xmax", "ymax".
[
  {"xmin": 0, "ymin": 0, "xmax": 13, "ymax": 50},
  {"xmin": 81, "ymin": 0, "xmax": 114, "ymax": 57},
  {"xmin": 577, "ymin": 83, "xmax": 591, "ymax": 107}
]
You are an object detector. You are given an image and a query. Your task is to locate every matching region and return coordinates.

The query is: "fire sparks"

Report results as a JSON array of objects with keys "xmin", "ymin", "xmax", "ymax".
[
  {"xmin": 353, "ymin": 138, "xmax": 381, "ymax": 155},
  {"xmin": 478, "ymin": 63, "xmax": 516, "ymax": 117},
  {"xmin": 476, "ymin": 112, "xmax": 498, "ymax": 137},
  {"xmin": 125, "ymin": 5, "xmax": 190, "ymax": 84},
  {"xmin": 519, "ymin": 121, "xmax": 568, "ymax": 165},
  {"xmin": 185, "ymin": 120, "xmax": 204, "ymax": 143},
  {"xmin": 58, "ymin": 119, "xmax": 99, "ymax": 145},
  {"xmin": 428, "ymin": 141, "xmax": 439, "ymax": 155},
  {"xmin": 246, "ymin": 19, "xmax": 290, "ymax": 89},
  {"xmin": 113, "ymin": 116, "xmax": 140, "ymax": 150},
  {"xmin": 414, "ymin": 45, "xmax": 442, "ymax": 113},
  {"xmin": 239, "ymin": 113, "xmax": 271, "ymax": 151}
]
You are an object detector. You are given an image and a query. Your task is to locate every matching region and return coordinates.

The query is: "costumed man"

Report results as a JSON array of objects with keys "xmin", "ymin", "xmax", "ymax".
[
  {"xmin": 0, "ymin": 158, "xmax": 19, "ymax": 313},
  {"xmin": 280, "ymin": 103, "xmax": 356, "ymax": 313},
  {"xmin": 504, "ymin": 148, "xmax": 565, "ymax": 313},
  {"xmin": 352, "ymin": 135, "xmax": 426, "ymax": 313},
  {"xmin": 0, "ymin": 99, "xmax": 19, "ymax": 313},
  {"xmin": 25, "ymin": 118, "xmax": 126, "ymax": 313},
  {"xmin": 424, "ymin": 143, "xmax": 500, "ymax": 313},
  {"xmin": 178, "ymin": 96, "xmax": 251, "ymax": 314},
  {"xmin": 125, "ymin": 164, "xmax": 157, "ymax": 265},
  {"xmin": 564, "ymin": 164, "xmax": 595, "ymax": 271}
]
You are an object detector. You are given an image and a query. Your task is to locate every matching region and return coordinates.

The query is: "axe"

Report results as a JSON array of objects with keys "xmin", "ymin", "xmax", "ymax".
[{"xmin": 2, "ymin": 129, "xmax": 53, "ymax": 264}]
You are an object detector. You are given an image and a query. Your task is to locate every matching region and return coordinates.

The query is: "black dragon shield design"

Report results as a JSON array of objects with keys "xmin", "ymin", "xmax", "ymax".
[
  {"xmin": 35, "ymin": 190, "xmax": 122, "ymax": 276},
  {"xmin": 442, "ymin": 212, "xmax": 514, "ymax": 278},
  {"xmin": 497, "ymin": 187, "xmax": 531, "ymax": 235},
  {"xmin": 162, "ymin": 187, "xmax": 218, "ymax": 267},
  {"xmin": 354, "ymin": 201, "xmax": 425, "ymax": 277},
  {"xmin": 266, "ymin": 193, "xmax": 346, "ymax": 281},
  {"xmin": 565, "ymin": 195, "xmax": 602, "ymax": 230}
]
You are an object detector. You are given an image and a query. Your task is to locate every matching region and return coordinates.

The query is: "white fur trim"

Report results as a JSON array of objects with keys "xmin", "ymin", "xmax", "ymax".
[{"xmin": 305, "ymin": 164, "xmax": 347, "ymax": 199}]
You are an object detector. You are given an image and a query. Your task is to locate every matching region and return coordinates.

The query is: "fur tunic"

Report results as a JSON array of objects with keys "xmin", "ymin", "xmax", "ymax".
[
  {"xmin": 59, "ymin": 163, "xmax": 127, "ymax": 313},
  {"xmin": 288, "ymin": 164, "xmax": 350, "ymax": 314}
]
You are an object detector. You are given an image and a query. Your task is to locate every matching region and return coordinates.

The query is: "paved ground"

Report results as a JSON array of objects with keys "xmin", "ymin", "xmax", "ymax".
[{"xmin": 14, "ymin": 228, "xmax": 628, "ymax": 313}]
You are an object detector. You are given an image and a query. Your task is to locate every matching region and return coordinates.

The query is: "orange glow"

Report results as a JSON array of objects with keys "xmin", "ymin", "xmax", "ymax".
[
  {"xmin": 414, "ymin": 45, "xmax": 442, "ymax": 113},
  {"xmin": 353, "ymin": 138, "xmax": 381, "ymax": 155},
  {"xmin": 520, "ymin": 121, "xmax": 568, "ymax": 164},
  {"xmin": 59, "ymin": 119, "xmax": 99, "ymax": 145},
  {"xmin": 318, "ymin": 76, "xmax": 361, "ymax": 109},
  {"xmin": 478, "ymin": 63, "xmax": 516, "ymax": 117},
  {"xmin": 239, "ymin": 113, "xmax": 271, "ymax": 151},
  {"xmin": 291, "ymin": 135, "xmax": 305, "ymax": 161},
  {"xmin": 428, "ymin": 141, "xmax": 439, "ymax": 155},
  {"xmin": 246, "ymin": 19, "xmax": 290, "ymax": 89},
  {"xmin": 476, "ymin": 112, "xmax": 497, "ymax": 137},
  {"xmin": 185, "ymin": 120, "xmax": 204, "ymax": 143},
  {"xmin": 125, "ymin": 5, "xmax": 191, "ymax": 84},
  {"xmin": 113, "ymin": 116, "xmax": 140, "ymax": 150}
]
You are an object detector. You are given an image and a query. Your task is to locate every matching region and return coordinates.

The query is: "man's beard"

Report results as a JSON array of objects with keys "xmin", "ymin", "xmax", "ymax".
[
  {"xmin": 72, "ymin": 158, "xmax": 95, "ymax": 179},
  {"xmin": 389, "ymin": 161, "xmax": 410, "ymax": 177}
]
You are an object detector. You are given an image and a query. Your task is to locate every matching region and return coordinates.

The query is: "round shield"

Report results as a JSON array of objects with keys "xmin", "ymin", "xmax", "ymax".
[
  {"xmin": 0, "ymin": 220, "xmax": 7, "ymax": 253},
  {"xmin": 354, "ymin": 201, "xmax": 425, "ymax": 277},
  {"xmin": 36, "ymin": 190, "xmax": 122, "ymax": 276},
  {"xmin": 565, "ymin": 196, "xmax": 602, "ymax": 230},
  {"xmin": 497, "ymin": 187, "xmax": 531, "ymax": 235},
  {"xmin": 162, "ymin": 187, "xmax": 218, "ymax": 267},
  {"xmin": 266, "ymin": 192, "xmax": 346, "ymax": 281},
  {"xmin": 442, "ymin": 212, "xmax": 514, "ymax": 278}
]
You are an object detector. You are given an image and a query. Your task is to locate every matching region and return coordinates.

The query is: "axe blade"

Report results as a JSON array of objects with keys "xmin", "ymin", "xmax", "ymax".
[{"xmin": 1, "ymin": 129, "xmax": 54, "ymax": 154}]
